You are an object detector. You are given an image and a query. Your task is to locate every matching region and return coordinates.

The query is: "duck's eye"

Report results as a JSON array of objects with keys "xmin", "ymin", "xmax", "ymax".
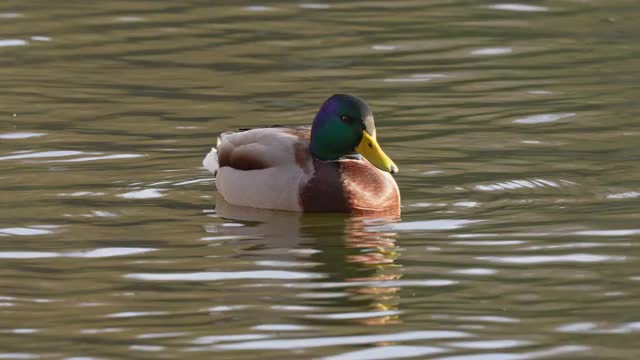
[{"xmin": 340, "ymin": 115, "xmax": 353, "ymax": 123}]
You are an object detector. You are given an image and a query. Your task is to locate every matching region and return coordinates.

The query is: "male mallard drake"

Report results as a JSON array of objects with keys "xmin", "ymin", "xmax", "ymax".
[{"xmin": 202, "ymin": 94, "xmax": 400, "ymax": 215}]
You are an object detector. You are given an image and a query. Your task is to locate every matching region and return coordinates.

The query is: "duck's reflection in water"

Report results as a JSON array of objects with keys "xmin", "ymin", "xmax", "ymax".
[
  {"xmin": 338, "ymin": 216, "xmax": 402, "ymax": 326},
  {"xmin": 212, "ymin": 193, "xmax": 304, "ymax": 249},
  {"xmin": 213, "ymin": 194, "xmax": 402, "ymax": 326}
]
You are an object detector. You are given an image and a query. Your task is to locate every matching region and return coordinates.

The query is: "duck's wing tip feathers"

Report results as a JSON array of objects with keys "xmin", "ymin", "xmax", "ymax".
[{"xmin": 202, "ymin": 147, "xmax": 219, "ymax": 175}]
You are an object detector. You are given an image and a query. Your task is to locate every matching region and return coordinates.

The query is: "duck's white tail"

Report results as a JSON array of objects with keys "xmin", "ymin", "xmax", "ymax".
[{"xmin": 202, "ymin": 147, "xmax": 219, "ymax": 175}]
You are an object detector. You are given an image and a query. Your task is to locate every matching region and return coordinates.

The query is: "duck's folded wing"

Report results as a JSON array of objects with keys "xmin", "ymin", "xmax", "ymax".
[
  {"xmin": 203, "ymin": 127, "xmax": 313, "ymax": 211},
  {"xmin": 213, "ymin": 127, "xmax": 310, "ymax": 172}
]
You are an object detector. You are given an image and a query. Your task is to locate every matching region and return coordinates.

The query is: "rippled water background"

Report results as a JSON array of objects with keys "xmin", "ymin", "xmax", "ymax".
[{"xmin": 2, "ymin": 1, "xmax": 639, "ymax": 359}]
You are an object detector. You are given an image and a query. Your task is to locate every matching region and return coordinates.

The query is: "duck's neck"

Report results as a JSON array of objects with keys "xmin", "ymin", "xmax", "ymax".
[
  {"xmin": 310, "ymin": 139, "xmax": 346, "ymax": 161},
  {"xmin": 311, "ymin": 128, "xmax": 355, "ymax": 161},
  {"xmin": 310, "ymin": 122, "xmax": 358, "ymax": 161}
]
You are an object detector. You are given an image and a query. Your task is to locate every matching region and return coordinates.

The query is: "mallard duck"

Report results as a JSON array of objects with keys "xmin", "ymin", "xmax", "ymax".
[{"xmin": 202, "ymin": 94, "xmax": 400, "ymax": 214}]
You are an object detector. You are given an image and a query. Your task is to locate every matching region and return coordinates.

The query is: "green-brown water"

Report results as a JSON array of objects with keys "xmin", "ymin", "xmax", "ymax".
[{"xmin": 1, "ymin": 1, "xmax": 639, "ymax": 359}]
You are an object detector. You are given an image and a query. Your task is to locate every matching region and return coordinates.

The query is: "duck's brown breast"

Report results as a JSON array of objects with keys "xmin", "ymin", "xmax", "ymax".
[{"xmin": 300, "ymin": 158, "xmax": 400, "ymax": 215}]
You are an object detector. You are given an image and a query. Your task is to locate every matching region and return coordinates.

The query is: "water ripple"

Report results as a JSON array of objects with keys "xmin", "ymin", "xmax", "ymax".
[
  {"xmin": 474, "ymin": 179, "xmax": 565, "ymax": 192},
  {"xmin": 57, "ymin": 192, "xmax": 105, "ymax": 197},
  {"xmin": 285, "ymin": 279, "xmax": 457, "ymax": 289},
  {"xmin": 116, "ymin": 16, "xmax": 144, "ymax": 22},
  {"xmin": 0, "ymin": 13, "xmax": 23, "ymax": 18},
  {"xmin": 192, "ymin": 334, "xmax": 271, "ymax": 345},
  {"xmin": 323, "ymin": 345, "xmax": 445, "ymax": 360},
  {"xmin": 117, "ymin": 189, "xmax": 166, "ymax": 199},
  {"xmin": 65, "ymin": 247, "xmax": 154, "ymax": 258},
  {"xmin": 173, "ymin": 178, "xmax": 212, "ymax": 186},
  {"xmin": 489, "ymin": 3, "xmax": 548, "ymax": 12},
  {"xmin": 107, "ymin": 311, "xmax": 168, "ymax": 318},
  {"xmin": 0, "ymin": 39, "xmax": 27, "ymax": 47},
  {"xmin": 513, "ymin": 113, "xmax": 575, "ymax": 124},
  {"xmin": 0, "ymin": 132, "xmax": 46, "ymax": 139},
  {"xmin": 0, "ymin": 252, "xmax": 58, "ymax": 259},
  {"xmin": 49, "ymin": 153, "xmax": 143, "ymax": 163},
  {"xmin": 522, "ymin": 242, "xmax": 630, "ymax": 251},
  {"xmin": 448, "ymin": 339, "xmax": 531, "ymax": 349},
  {"xmin": 137, "ymin": 332, "xmax": 189, "ymax": 339},
  {"xmin": 213, "ymin": 331, "xmax": 469, "ymax": 350},
  {"xmin": 0, "ymin": 150, "xmax": 85, "ymax": 161},
  {"xmin": 433, "ymin": 315, "xmax": 519, "ymax": 324},
  {"xmin": 368, "ymin": 220, "xmax": 481, "ymax": 232},
  {"xmin": 574, "ymin": 229, "xmax": 640, "ymax": 237},
  {"xmin": 607, "ymin": 191, "xmax": 640, "ymax": 199},
  {"xmin": 299, "ymin": 3, "xmax": 330, "ymax": 10},
  {"xmin": 125, "ymin": 270, "xmax": 326, "ymax": 281},
  {"xmin": 471, "ymin": 47, "xmax": 512, "ymax": 56},
  {"xmin": 271, "ymin": 305, "xmax": 318, "ymax": 312},
  {"xmin": 454, "ymin": 229, "xmax": 640, "ymax": 239},
  {"xmin": 452, "ymin": 268, "xmax": 497, "ymax": 276},
  {"xmin": 0, "ymin": 150, "xmax": 142, "ymax": 162},
  {"xmin": 452, "ymin": 240, "xmax": 526, "ymax": 245},
  {"xmin": 0, "ymin": 329, "xmax": 39, "ymax": 334},
  {"xmin": 252, "ymin": 324, "xmax": 308, "ymax": 331},
  {"xmin": 256, "ymin": 260, "xmax": 321, "ymax": 268},
  {"xmin": 208, "ymin": 305, "xmax": 249, "ymax": 312},
  {"xmin": 0, "ymin": 353, "xmax": 40, "ymax": 360},
  {"xmin": 307, "ymin": 310, "xmax": 402, "ymax": 320},
  {"xmin": 297, "ymin": 292, "xmax": 348, "ymax": 299},
  {"xmin": 0, "ymin": 227, "xmax": 54, "ymax": 236},
  {"xmin": 372, "ymin": 45, "xmax": 397, "ymax": 51},
  {"xmin": 81, "ymin": 328, "xmax": 122, "ymax": 334},
  {"xmin": 478, "ymin": 254, "xmax": 626, "ymax": 264},
  {"xmin": 434, "ymin": 345, "xmax": 588, "ymax": 360},
  {"xmin": 129, "ymin": 345, "xmax": 164, "ymax": 352},
  {"xmin": 557, "ymin": 322, "xmax": 640, "ymax": 334},
  {"xmin": 384, "ymin": 74, "xmax": 448, "ymax": 83},
  {"xmin": 0, "ymin": 248, "xmax": 154, "ymax": 259},
  {"xmin": 244, "ymin": 6, "xmax": 272, "ymax": 12}
]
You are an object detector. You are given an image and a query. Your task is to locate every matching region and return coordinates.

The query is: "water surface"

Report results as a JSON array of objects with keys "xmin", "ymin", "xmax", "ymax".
[{"xmin": 1, "ymin": 1, "xmax": 639, "ymax": 359}]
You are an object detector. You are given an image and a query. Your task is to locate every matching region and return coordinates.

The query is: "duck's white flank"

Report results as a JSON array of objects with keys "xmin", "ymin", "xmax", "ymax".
[{"xmin": 202, "ymin": 128, "xmax": 314, "ymax": 211}]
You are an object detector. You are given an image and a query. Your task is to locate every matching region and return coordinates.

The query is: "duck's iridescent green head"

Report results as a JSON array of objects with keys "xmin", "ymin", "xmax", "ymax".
[{"xmin": 310, "ymin": 94, "xmax": 398, "ymax": 174}]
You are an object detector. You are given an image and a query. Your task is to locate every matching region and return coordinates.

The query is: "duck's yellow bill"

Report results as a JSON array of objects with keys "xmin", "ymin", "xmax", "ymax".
[{"xmin": 355, "ymin": 131, "xmax": 399, "ymax": 174}]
